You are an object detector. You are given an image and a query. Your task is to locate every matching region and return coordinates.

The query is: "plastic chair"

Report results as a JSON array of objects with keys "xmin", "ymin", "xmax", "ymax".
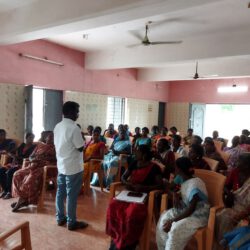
[
  {"xmin": 219, "ymin": 151, "xmax": 230, "ymax": 165},
  {"xmin": 83, "ymin": 159, "xmax": 104, "ymax": 194},
  {"xmin": 203, "ymin": 157, "xmax": 219, "ymax": 172},
  {"xmin": 105, "ymin": 138, "xmax": 114, "ymax": 149},
  {"xmin": 115, "ymin": 154, "xmax": 129, "ymax": 182},
  {"xmin": 213, "ymin": 140, "xmax": 223, "ymax": 152},
  {"xmin": 38, "ymin": 165, "xmax": 57, "ymax": 208},
  {"xmin": 0, "ymin": 153, "xmax": 9, "ymax": 166},
  {"xmin": 0, "ymin": 221, "xmax": 32, "ymax": 250},
  {"xmin": 84, "ymin": 136, "xmax": 92, "ymax": 145},
  {"xmin": 110, "ymin": 182, "xmax": 160, "ymax": 250},
  {"xmin": 160, "ymin": 169, "xmax": 226, "ymax": 250}
]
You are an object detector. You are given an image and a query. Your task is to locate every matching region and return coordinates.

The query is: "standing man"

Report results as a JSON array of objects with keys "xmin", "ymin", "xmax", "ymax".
[{"xmin": 54, "ymin": 101, "xmax": 88, "ymax": 230}]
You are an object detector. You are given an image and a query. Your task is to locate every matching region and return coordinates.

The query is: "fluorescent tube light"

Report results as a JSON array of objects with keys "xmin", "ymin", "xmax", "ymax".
[
  {"xmin": 217, "ymin": 86, "xmax": 248, "ymax": 93},
  {"xmin": 19, "ymin": 53, "xmax": 64, "ymax": 66}
]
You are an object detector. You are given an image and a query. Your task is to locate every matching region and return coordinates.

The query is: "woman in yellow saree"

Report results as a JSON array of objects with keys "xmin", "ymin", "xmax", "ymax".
[{"xmin": 83, "ymin": 129, "xmax": 105, "ymax": 189}]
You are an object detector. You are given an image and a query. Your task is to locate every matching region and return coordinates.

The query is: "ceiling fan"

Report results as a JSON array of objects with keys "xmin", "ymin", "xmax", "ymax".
[
  {"xmin": 128, "ymin": 22, "xmax": 182, "ymax": 48},
  {"xmin": 192, "ymin": 62, "xmax": 218, "ymax": 79}
]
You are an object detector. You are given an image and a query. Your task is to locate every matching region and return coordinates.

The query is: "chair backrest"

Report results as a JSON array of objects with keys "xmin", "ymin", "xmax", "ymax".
[
  {"xmin": 0, "ymin": 221, "xmax": 32, "ymax": 250},
  {"xmin": 194, "ymin": 169, "xmax": 226, "ymax": 208},
  {"xmin": 223, "ymin": 139, "xmax": 228, "ymax": 147},
  {"xmin": 84, "ymin": 136, "xmax": 92, "ymax": 145},
  {"xmin": 219, "ymin": 151, "xmax": 230, "ymax": 164},
  {"xmin": 203, "ymin": 157, "xmax": 219, "ymax": 172},
  {"xmin": 106, "ymin": 138, "xmax": 114, "ymax": 148},
  {"xmin": 213, "ymin": 140, "xmax": 223, "ymax": 152},
  {"xmin": 11, "ymin": 138, "xmax": 21, "ymax": 148}
]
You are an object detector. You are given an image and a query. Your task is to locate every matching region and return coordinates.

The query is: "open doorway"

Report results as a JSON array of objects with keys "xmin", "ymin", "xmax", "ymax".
[
  {"xmin": 32, "ymin": 88, "xmax": 44, "ymax": 140},
  {"xmin": 25, "ymin": 86, "xmax": 63, "ymax": 141},
  {"xmin": 204, "ymin": 104, "xmax": 250, "ymax": 145}
]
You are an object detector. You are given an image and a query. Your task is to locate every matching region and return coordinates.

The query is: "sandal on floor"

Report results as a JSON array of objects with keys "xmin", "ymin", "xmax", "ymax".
[
  {"xmin": 11, "ymin": 202, "xmax": 17, "ymax": 208},
  {"xmin": 12, "ymin": 200, "xmax": 29, "ymax": 212}
]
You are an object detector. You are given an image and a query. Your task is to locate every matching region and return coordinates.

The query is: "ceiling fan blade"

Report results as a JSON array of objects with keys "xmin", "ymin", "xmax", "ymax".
[
  {"xmin": 126, "ymin": 43, "xmax": 142, "ymax": 48},
  {"xmin": 202, "ymin": 74, "xmax": 219, "ymax": 77},
  {"xmin": 150, "ymin": 41, "xmax": 182, "ymax": 45},
  {"xmin": 150, "ymin": 17, "xmax": 207, "ymax": 28},
  {"xmin": 128, "ymin": 30, "xmax": 143, "ymax": 42}
]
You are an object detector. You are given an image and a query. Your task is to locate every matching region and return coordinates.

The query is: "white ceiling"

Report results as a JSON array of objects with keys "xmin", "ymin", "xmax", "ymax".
[
  {"xmin": 0, "ymin": 0, "xmax": 39, "ymax": 13},
  {"xmin": 0, "ymin": 0, "xmax": 250, "ymax": 81},
  {"xmin": 49, "ymin": 1, "xmax": 250, "ymax": 52}
]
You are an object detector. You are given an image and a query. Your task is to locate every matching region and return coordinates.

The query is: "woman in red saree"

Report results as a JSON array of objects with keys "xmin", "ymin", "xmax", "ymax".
[
  {"xmin": 11, "ymin": 132, "xmax": 56, "ymax": 212},
  {"xmin": 106, "ymin": 145, "xmax": 163, "ymax": 250}
]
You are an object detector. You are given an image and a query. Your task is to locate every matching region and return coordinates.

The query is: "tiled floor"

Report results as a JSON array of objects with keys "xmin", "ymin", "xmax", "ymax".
[
  {"xmin": 0, "ymin": 188, "xmax": 195, "ymax": 250},
  {"xmin": 0, "ymin": 188, "xmax": 111, "ymax": 250}
]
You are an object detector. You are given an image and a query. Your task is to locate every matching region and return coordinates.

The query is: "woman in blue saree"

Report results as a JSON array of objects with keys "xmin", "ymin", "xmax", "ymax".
[
  {"xmin": 103, "ymin": 129, "xmax": 131, "ymax": 188},
  {"xmin": 134, "ymin": 127, "xmax": 151, "ymax": 150}
]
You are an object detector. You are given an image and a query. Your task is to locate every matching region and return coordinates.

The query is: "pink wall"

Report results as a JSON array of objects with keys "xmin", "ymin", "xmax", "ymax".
[
  {"xmin": 169, "ymin": 78, "xmax": 250, "ymax": 104},
  {"xmin": 2, "ymin": 39, "xmax": 250, "ymax": 104},
  {"xmin": 0, "ymin": 40, "xmax": 169, "ymax": 102}
]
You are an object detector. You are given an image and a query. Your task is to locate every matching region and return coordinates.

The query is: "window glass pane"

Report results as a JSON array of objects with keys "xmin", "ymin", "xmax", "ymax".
[{"xmin": 106, "ymin": 97, "xmax": 125, "ymax": 129}]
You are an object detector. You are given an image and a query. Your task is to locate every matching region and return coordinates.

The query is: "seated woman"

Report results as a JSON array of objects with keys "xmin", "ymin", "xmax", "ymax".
[
  {"xmin": 134, "ymin": 127, "xmax": 151, "ymax": 150},
  {"xmin": 156, "ymin": 157, "xmax": 210, "ymax": 250},
  {"xmin": 104, "ymin": 123, "xmax": 118, "ymax": 139},
  {"xmin": 151, "ymin": 125, "xmax": 161, "ymax": 151},
  {"xmin": 11, "ymin": 132, "xmax": 56, "ymax": 212},
  {"xmin": 153, "ymin": 138, "xmax": 175, "ymax": 180},
  {"xmin": 215, "ymin": 153, "xmax": 250, "ymax": 243},
  {"xmin": 220, "ymin": 220, "xmax": 250, "ymax": 250},
  {"xmin": 131, "ymin": 127, "xmax": 141, "ymax": 149},
  {"xmin": 183, "ymin": 128, "xmax": 193, "ymax": 146},
  {"xmin": 0, "ymin": 132, "xmax": 36, "ymax": 199},
  {"xmin": 191, "ymin": 135, "xmax": 203, "ymax": 146},
  {"xmin": 124, "ymin": 124, "xmax": 133, "ymax": 137},
  {"xmin": 38, "ymin": 130, "xmax": 52, "ymax": 143},
  {"xmin": 204, "ymin": 137, "xmax": 227, "ymax": 171},
  {"xmin": 106, "ymin": 145, "xmax": 163, "ymax": 250},
  {"xmin": 172, "ymin": 135, "xmax": 188, "ymax": 157},
  {"xmin": 84, "ymin": 125, "xmax": 94, "ymax": 136},
  {"xmin": 94, "ymin": 126, "xmax": 106, "ymax": 144},
  {"xmin": 160, "ymin": 127, "xmax": 171, "ymax": 141},
  {"xmin": 83, "ymin": 129, "xmax": 105, "ymax": 188},
  {"xmin": 103, "ymin": 129, "xmax": 131, "ymax": 188},
  {"xmin": 188, "ymin": 144, "xmax": 210, "ymax": 170},
  {"xmin": 224, "ymin": 136, "xmax": 246, "ymax": 170},
  {"xmin": 239, "ymin": 135, "xmax": 250, "ymax": 152}
]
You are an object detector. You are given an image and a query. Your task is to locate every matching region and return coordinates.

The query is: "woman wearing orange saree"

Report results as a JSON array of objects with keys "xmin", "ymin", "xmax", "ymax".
[
  {"xmin": 11, "ymin": 132, "xmax": 56, "ymax": 212},
  {"xmin": 83, "ymin": 129, "xmax": 105, "ymax": 189}
]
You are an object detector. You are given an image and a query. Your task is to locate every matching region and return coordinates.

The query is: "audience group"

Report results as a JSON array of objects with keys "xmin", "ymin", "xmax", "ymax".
[{"xmin": 0, "ymin": 121, "xmax": 250, "ymax": 250}]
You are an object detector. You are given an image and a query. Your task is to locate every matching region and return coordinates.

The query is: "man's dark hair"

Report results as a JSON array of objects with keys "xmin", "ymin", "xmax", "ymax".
[{"xmin": 62, "ymin": 101, "xmax": 79, "ymax": 116}]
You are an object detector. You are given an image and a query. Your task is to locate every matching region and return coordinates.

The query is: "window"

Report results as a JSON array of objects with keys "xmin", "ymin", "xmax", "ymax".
[{"xmin": 106, "ymin": 97, "xmax": 125, "ymax": 129}]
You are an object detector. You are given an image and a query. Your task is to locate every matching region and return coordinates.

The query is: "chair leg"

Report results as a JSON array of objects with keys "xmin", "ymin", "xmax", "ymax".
[
  {"xmin": 21, "ymin": 221, "xmax": 32, "ymax": 250},
  {"xmin": 195, "ymin": 234, "xmax": 204, "ymax": 250},
  {"xmin": 38, "ymin": 168, "xmax": 47, "ymax": 209}
]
